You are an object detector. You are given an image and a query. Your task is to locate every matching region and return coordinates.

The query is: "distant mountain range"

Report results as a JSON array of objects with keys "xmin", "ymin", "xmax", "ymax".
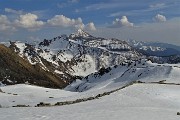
[
  {"xmin": 127, "ymin": 39, "xmax": 180, "ymax": 56},
  {"xmin": 0, "ymin": 29, "xmax": 180, "ymax": 88}
]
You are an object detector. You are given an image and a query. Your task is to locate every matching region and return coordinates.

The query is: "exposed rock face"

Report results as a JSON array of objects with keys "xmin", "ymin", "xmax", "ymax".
[
  {"xmin": 0, "ymin": 88, "xmax": 3, "ymax": 92},
  {"xmin": 0, "ymin": 44, "xmax": 67, "ymax": 88}
]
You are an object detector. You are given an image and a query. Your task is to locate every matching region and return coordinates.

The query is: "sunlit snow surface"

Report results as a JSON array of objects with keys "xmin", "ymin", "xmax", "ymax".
[
  {"xmin": 0, "ymin": 84, "xmax": 180, "ymax": 120},
  {"xmin": 0, "ymin": 62, "xmax": 180, "ymax": 120}
]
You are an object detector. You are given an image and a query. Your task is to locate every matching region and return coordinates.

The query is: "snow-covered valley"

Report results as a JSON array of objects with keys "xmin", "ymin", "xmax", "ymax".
[
  {"xmin": 0, "ymin": 83, "xmax": 180, "ymax": 120},
  {"xmin": 0, "ymin": 61, "xmax": 180, "ymax": 120}
]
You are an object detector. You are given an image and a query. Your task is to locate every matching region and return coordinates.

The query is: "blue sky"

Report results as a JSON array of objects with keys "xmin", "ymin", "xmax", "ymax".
[{"xmin": 0, "ymin": 0, "xmax": 180, "ymax": 45}]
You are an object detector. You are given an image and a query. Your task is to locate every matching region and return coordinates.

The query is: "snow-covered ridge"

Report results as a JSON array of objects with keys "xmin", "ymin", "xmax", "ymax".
[
  {"xmin": 7, "ymin": 30, "xmax": 142, "ymax": 78},
  {"xmin": 65, "ymin": 59, "xmax": 180, "ymax": 92}
]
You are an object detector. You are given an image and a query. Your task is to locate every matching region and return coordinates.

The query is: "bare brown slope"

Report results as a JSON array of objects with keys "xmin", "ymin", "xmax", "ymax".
[{"xmin": 0, "ymin": 44, "xmax": 66, "ymax": 88}]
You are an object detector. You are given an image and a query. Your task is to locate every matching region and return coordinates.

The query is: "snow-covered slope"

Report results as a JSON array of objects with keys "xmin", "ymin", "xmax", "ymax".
[
  {"xmin": 0, "ymin": 84, "xmax": 77, "ymax": 107},
  {"xmin": 4, "ymin": 30, "xmax": 141, "ymax": 82},
  {"xmin": 65, "ymin": 59, "xmax": 180, "ymax": 92},
  {"xmin": 0, "ymin": 44, "xmax": 67, "ymax": 88},
  {"xmin": 0, "ymin": 59, "xmax": 180, "ymax": 120},
  {"xmin": 0, "ymin": 83, "xmax": 180, "ymax": 120},
  {"xmin": 0, "ymin": 60, "xmax": 179, "ymax": 107}
]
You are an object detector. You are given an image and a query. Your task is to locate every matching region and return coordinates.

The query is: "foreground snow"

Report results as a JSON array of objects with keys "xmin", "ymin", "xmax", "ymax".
[
  {"xmin": 0, "ymin": 84, "xmax": 180, "ymax": 120},
  {"xmin": 1, "ymin": 61, "xmax": 179, "ymax": 108},
  {"xmin": 0, "ymin": 61, "xmax": 180, "ymax": 120},
  {"xmin": 0, "ymin": 84, "xmax": 78, "ymax": 107}
]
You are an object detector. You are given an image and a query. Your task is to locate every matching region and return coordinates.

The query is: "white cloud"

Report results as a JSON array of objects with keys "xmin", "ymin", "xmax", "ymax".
[
  {"xmin": 47, "ymin": 15, "xmax": 84, "ymax": 29},
  {"xmin": 109, "ymin": 2, "xmax": 169, "ymax": 17},
  {"xmin": 85, "ymin": 22, "xmax": 96, "ymax": 31},
  {"xmin": 149, "ymin": 3, "xmax": 166, "ymax": 9},
  {"xmin": 15, "ymin": 13, "xmax": 44, "ymax": 30},
  {"xmin": 0, "ymin": 15, "xmax": 16, "ymax": 32},
  {"xmin": 47, "ymin": 15, "xmax": 96, "ymax": 31},
  {"xmin": 0, "ymin": 24, "xmax": 13, "ymax": 32},
  {"xmin": 110, "ymin": 16, "xmax": 134, "ymax": 28},
  {"xmin": 92, "ymin": 17, "xmax": 180, "ymax": 46},
  {"xmin": 0, "ymin": 13, "xmax": 96, "ymax": 33},
  {"xmin": 153, "ymin": 14, "xmax": 166, "ymax": 22},
  {"xmin": 0, "ymin": 15, "xmax": 9, "ymax": 24},
  {"xmin": 5, "ymin": 8, "xmax": 23, "ymax": 14}
]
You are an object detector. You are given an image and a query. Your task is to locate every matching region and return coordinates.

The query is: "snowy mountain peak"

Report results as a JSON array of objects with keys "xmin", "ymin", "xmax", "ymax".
[
  {"xmin": 69, "ymin": 29, "xmax": 92, "ymax": 39},
  {"xmin": 77, "ymin": 29, "xmax": 90, "ymax": 37}
]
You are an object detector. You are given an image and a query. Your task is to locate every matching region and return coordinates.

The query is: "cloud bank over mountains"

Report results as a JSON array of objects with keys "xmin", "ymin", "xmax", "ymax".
[
  {"xmin": 0, "ymin": 3, "xmax": 179, "ymax": 46},
  {"xmin": 0, "ymin": 10, "xmax": 97, "ymax": 32}
]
